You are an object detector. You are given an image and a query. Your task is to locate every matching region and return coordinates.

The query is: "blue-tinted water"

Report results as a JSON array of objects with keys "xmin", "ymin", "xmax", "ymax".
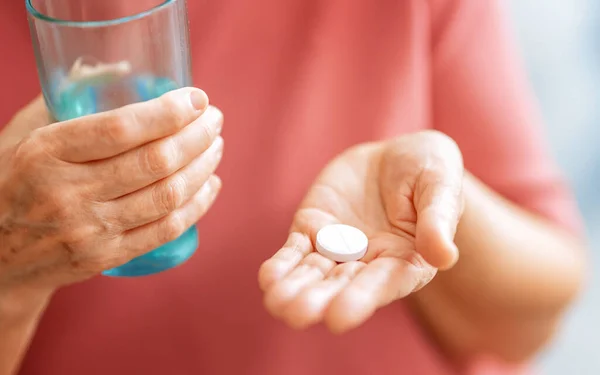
[
  {"xmin": 102, "ymin": 226, "xmax": 198, "ymax": 277},
  {"xmin": 53, "ymin": 75, "xmax": 199, "ymax": 277}
]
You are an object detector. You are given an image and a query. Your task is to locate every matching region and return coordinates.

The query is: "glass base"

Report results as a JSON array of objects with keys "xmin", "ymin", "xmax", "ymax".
[{"xmin": 102, "ymin": 226, "xmax": 199, "ymax": 277}]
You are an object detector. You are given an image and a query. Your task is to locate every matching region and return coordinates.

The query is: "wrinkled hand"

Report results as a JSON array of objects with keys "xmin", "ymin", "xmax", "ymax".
[
  {"xmin": 259, "ymin": 131, "xmax": 464, "ymax": 333},
  {"xmin": 0, "ymin": 88, "xmax": 223, "ymax": 291}
]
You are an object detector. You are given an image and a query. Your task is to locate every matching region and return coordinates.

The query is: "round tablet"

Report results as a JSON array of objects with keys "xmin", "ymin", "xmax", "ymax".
[{"xmin": 315, "ymin": 224, "xmax": 369, "ymax": 262}]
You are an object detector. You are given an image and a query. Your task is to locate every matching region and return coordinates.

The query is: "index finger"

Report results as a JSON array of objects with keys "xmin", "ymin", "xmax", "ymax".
[
  {"xmin": 258, "ymin": 208, "xmax": 339, "ymax": 291},
  {"xmin": 39, "ymin": 87, "xmax": 208, "ymax": 162}
]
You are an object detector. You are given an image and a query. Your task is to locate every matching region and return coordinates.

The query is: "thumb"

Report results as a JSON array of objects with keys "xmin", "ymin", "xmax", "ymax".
[
  {"xmin": 414, "ymin": 164, "xmax": 464, "ymax": 270},
  {"xmin": 380, "ymin": 131, "xmax": 465, "ymax": 270},
  {"xmin": 1, "ymin": 94, "xmax": 51, "ymax": 144}
]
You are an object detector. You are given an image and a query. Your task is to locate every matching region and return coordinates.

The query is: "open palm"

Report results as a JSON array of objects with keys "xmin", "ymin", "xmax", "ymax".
[{"xmin": 258, "ymin": 131, "xmax": 465, "ymax": 333}]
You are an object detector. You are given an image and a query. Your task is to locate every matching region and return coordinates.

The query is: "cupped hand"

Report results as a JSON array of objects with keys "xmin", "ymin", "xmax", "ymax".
[
  {"xmin": 259, "ymin": 131, "xmax": 464, "ymax": 333},
  {"xmin": 0, "ymin": 88, "xmax": 223, "ymax": 291}
]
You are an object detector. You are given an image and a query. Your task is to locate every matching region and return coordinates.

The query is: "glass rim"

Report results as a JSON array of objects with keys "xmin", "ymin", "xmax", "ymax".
[{"xmin": 25, "ymin": 0, "xmax": 176, "ymax": 28}]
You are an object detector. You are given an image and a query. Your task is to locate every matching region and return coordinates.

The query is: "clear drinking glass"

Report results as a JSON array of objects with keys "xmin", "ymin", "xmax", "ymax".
[{"xmin": 26, "ymin": 0, "xmax": 198, "ymax": 277}]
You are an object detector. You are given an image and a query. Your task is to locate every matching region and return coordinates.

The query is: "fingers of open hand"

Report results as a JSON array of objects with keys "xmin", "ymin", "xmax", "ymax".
[
  {"xmin": 258, "ymin": 208, "xmax": 339, "ymax": 291},
  {"xmin": 112, "ymin": 175, "xmax": 222, "ymax": 265},
  {"xmin": 275, "ymin": 260, "xmax": 364, "ymax": 330},
  {"xmin": 263, "ymin": 252, "xmax": 336, "ymax": 318},
  {"xmin": 324, "ymin": 257, "xmax": 430, "ymax": 333},
  {"xmin": 261, "ymin": 212, "xmax": 435, "ymax": 333},
  {"xmin": 259, "ymin": 233, "xmax": 314, "ymax": 292},
  {"xmin": 38, "ymin": 87, "xmax": 209, "ymax": 162},
  {"xmin": 88, "ymin": 104, "xmax": 223, "ymax": 200},
  {"xmin": 261, "ymin": 249, "xmax": 432, "ymax": 333}
]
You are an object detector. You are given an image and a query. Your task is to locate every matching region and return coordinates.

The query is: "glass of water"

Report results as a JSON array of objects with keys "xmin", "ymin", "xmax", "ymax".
[{"xmin": 26, "ymin": 0, "xmax": 198, "ymax": 277}]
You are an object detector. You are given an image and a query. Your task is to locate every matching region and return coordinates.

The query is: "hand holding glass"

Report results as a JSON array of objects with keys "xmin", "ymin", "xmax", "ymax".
[{"xmin": 27, "ymin": 0, "xmax": 203, "ymax": 277}]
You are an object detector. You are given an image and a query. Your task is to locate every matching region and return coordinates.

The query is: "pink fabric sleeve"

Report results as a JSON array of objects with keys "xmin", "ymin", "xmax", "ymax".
[{"xmin": 429, "ymin": 0, "xmax": 583, "ymax": 234}]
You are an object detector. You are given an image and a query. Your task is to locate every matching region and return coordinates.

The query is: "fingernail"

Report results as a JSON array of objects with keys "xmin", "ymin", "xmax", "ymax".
[{"xmin": 190, "ymin": 90, "xmax": 208, "ymax": 111}]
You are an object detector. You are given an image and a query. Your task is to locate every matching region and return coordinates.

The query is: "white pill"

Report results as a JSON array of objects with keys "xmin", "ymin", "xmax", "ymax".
[{"xmin": 316, "ymin": 224, "xmax": 369, "ymax": 262}]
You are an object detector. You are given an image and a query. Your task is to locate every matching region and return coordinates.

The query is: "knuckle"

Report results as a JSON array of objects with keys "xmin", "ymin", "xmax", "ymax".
[
  {"xmin": 199, "ymin": 122, "xmax": 216, "ymax": 148},
  {"xmin": 91, "ymin": 211, "xmax": 122, "ymax": 236},
  {"xmin": 102, "ymin": 111, "xmax": 133, "ymax": 143},
  {"xmin": 159, "ymin": 93, "xmax": 187, "ymax": 127},
  {"xmin": 158, "ymin": 213, "xmax": 186, "ymax": 244},
  {"xmin": 142, "ymin": 139, "xmax": 179, "ymax": 176},
  {"xmin": 154, "ymin": 176, "xmax": 187, "ymax": 213},
  {"xmin": 42, "ymin": 188, "xmax": 79, "ymax": 221}
]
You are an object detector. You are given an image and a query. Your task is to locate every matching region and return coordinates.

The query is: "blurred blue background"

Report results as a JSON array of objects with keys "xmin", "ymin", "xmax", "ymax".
[{"xmin": 508, "ymin": 1, "xmax": 600, "ymax": 373}]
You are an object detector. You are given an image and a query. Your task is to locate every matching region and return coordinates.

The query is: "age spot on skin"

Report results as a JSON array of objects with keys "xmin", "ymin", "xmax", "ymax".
[{"xmin": 60, "ymin": 241, "xmax": 76, "ymax": 257}]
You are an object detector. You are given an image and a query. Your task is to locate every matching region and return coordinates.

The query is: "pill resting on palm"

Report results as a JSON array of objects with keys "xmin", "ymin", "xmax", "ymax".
[{"xmin": 316, "ymin": 224, "xmax": 369, "ymax": 262}]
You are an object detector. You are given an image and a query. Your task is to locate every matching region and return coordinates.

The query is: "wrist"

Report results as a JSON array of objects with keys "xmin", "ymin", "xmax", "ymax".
[
  {"xmin": 0, "ymin": 284, "xmax": 54, "ymax": 323},
  {"xmin": 0, "ymin": 284, "xmax": 53, "ymax": 375}
]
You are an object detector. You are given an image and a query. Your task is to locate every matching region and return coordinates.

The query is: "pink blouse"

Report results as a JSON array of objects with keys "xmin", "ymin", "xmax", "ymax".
[{"xmin": 0, "ymin": 0, "xmax": 580, "ymax": 374}]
